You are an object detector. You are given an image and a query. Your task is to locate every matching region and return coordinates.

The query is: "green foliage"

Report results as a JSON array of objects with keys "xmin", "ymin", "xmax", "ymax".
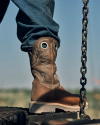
[{"xmin": 0, "ymin": 89, "xmax": 31, "ymax": 107}]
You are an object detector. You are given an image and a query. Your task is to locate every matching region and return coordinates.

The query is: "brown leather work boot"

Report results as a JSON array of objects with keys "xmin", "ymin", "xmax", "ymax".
[{"xmin": 28, "ymin": 37, "xmax": 88, "ymax": 113}]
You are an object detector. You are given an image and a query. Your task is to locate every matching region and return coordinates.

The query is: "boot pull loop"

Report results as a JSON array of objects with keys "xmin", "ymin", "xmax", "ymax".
[
  {"xmin": 54, "ymin": 43, "xmax": 58, "ymax": 51},
  {"xmin": 41, "ymin": 42, "xmax": 48, "ymax": 50}
]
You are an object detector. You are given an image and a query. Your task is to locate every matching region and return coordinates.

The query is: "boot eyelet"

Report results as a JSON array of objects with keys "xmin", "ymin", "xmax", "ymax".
[
  {"xmin": 54, "ymin": 44, "xmax": 58, "ymax": 51},
  {"xmin": 41, "ymin": 42, "xmax": 48, "ymax": 49}
]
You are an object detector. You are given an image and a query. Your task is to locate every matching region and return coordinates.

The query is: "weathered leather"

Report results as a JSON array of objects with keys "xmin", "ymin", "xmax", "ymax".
[
  {"xmin": 28, "ymin": 37, "xmax": 60, "ymax": 89},
  {"xmin": 31, "ymin": 80, "xmax": 80, "ymax": 106},
  {"xmin": 28, "ymin": 37, "xmax": 81, "ymax": 106}
]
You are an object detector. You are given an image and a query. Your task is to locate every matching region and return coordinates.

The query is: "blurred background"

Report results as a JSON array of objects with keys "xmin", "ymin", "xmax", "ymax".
[{"xmin": 0, "ymin": 0, "xmax": 100, "ymax": 119}]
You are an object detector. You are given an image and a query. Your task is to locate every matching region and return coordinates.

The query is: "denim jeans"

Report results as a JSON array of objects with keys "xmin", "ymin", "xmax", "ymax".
[
  {"xmin": 0, "ymin": 0, "xmax": 10, "ymax": 23},
  {"xmin": 1, "ymin": 0, "xmax": 60, "ymax": 52}
]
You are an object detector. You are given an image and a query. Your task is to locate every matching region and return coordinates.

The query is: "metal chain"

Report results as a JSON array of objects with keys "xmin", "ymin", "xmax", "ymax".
[{"xmin": 79, "ymin": 0, "xmax": 90, "ymax": 119}]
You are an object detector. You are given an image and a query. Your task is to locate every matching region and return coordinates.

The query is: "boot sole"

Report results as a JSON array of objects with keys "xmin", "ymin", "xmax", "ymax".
[{"xmin": 29, "ymin": 101, "xmax": 88, "ymax": 113}]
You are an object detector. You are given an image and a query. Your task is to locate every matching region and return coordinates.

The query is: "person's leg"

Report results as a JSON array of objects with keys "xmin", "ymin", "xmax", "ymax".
[
  {"xmin": 11, "ymin": 0, "xmax": 88, "ymax": 113},
  {"xmin": 0, "ymin": 0, "xmax": 10, "ymax": 23},
  {"xmin": 11, "ymin": 0, "xmax": 60, "ymax": 52}
]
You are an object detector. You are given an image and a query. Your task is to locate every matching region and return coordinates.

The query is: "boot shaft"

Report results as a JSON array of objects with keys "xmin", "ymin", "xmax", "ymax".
[{"xmin": 28, "ymin": 37, "xmax": 60, "ymax": 89}]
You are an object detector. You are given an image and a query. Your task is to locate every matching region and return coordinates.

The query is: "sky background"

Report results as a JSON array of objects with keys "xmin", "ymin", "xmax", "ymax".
[{"xmin": 0, "ymin": 0, "xmax": 100, "ymax": 90}]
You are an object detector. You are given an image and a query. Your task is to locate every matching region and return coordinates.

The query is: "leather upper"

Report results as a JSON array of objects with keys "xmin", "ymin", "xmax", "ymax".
[{"xmin": 28, "ymin": 37, "xmax": 85, "ymax": 106}]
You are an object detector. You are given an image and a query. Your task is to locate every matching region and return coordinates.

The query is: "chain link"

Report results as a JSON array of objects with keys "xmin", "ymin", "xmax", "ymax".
[{"xmin": 79, "ymin": 0, "xmax": 90, "ymax": 119}]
